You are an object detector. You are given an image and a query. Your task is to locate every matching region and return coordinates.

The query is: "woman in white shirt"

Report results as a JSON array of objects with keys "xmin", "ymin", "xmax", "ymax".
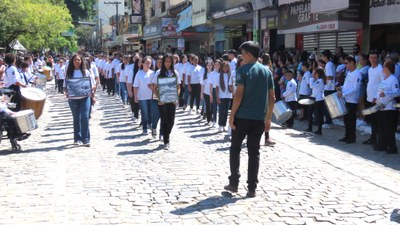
[
  {"xmin": 187, "ymin": 55, "xmax": 204, "ymax": 114},
  {"xmin": 216, "ymin": 61, "xmax": 233, "ymax": 132},
  {"xmin": 119, "ymin": 55, "xmax": 129, "ymax": 105},
  {"xmin": 209, "ymin": 59, "xmax": 221, "ymax": 127},
  {"xmin": 305, "ymin": 68, "xmax": 326, "ymax": 135},
  {"xmin": 64, "ymin": 54, "xmax": 96, "ymax": 147},
  {"xmin": 201, "ymin": 60, "xmax": 214, "ymax": 125},
  {"xmin": 133, "ymin": 56, "xmax": 154, "ymax": 134}
]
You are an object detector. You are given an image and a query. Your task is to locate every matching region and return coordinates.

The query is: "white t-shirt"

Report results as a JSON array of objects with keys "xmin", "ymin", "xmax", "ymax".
[
  {"xmin": 111, "ymin": 59, "xmax": 120, "ymax": 75},
  {"xmin": 187, "ymin": 64, "xmax": 203, "ymax": 84},
  {"xmin": 91, "ymin": 62, "xmax": 99, "ymax": 78},
  {"xmin": 151, "ymin": 70, "xmax": 181, "ymax": 85},
  {"xmin": 366, "ymin": 64, "xmax": 383, "ymax": 103},
  {"xmin": 105, "ymin": 63, "xmax": 113, "ymax": 79},
  {"xmin": 64, "ymin": 69, "xmax": 95, "ymax": 99},
  {"xmin": 230, "ymin": 58, "xmax": 237, "ymax": 72},
  {"xmin": 5, "ymin": 66, "xmax": 21, "ymax": 87},
  {"xmin": 175, "ymin": 63, "xmax": 184, "ymax": 81},
  {"xmin": 201, "ymin": 72, "xmax": 212, "ymax": 96},
  {"xmin": 230, "ymin": 70, "xmax": 237, "ymax": 94},
  {"xmin": 299, "ymin": 70, "xmax": 312, "ymax": 96},
  {"xmin": 324, "ymin": 61, "xmax": 336, "ymax": 91},
  {"xmin": 376, "ymin": 75, "xmax": 399, "ymax": 111},
  {"xmin": 209, "ymin": 70, "xmax": 220, "ymax": 89},
  {"xmin": 119, "ymin": 63, "xmax": 128, "ymax": 83},
  {"xmin": 216, "ymin": 73, "xmax": 232, "ymax": 99},
  {"xmin": 283, "ymin": 79, "xmax": 298, "ymax": 102},
  {"xmin": 310, "ymin": 78, "xmax": 325, "ymax": 101},
  {"xmin": 133, "ymin": 69, "xmax": 153, "ymax": 100},
  {"xmin": 342, "ymin": 69, "xmax": 361, "ymax": 104},
  {"xmin": 55, "ymin": 64, "xmax": 66, "ymax": 80}
]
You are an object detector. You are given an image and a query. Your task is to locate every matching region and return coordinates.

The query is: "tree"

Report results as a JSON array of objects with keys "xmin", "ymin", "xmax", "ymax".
[
  {"xmin": 64, "ymin": 0, "xmax": 95, "ymax": 21},
  {"xmin": 0, "ymin": 0, "xmax": 76, "ymax": 52}
]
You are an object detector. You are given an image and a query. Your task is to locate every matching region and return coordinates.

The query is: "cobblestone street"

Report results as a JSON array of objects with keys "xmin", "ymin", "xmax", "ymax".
[{"xmin": 0, "ymin": 85, "xmax": 400, "ymax": 225}]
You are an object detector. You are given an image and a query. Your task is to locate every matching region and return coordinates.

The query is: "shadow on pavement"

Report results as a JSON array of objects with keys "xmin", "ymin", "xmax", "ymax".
[
  {"xmin": 170, "ymin": 192, "xmax": 244, "ymax": 215},
  {"xmin": 0, "ymin": 144, "xmax": 75, "ymax": 155},
  {"xmin": 118, "ymin": 145, "xmax": 165, "ymax": 155}
]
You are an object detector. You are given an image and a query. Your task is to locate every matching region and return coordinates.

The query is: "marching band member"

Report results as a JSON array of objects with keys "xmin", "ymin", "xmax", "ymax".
[
  {"xmin": 4, "ymin": 53, "xmax": 26, "ymax": 112},
  {"xmin": 337, "ymin": 56, "xmax": 362, "ymax": 144},
  {"xmin": 298, "ymin": 62, "xmax": 312, "ymax": 120},
  {"xmin": 305, "ymin": 68, "xmax": 326, "ymax": 135},
  {"xmin": 282, "ymin": 69, "xmax": 297, "ymax": 128},
  {"xmin": 373, "ymin": 60, "xmax": 400, "ymax": 154}
]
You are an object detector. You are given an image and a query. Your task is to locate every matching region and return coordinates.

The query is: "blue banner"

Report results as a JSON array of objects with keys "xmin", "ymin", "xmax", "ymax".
[{"xmin": 177, "ymin": 6, "xmax": 192, "ymax": 32}]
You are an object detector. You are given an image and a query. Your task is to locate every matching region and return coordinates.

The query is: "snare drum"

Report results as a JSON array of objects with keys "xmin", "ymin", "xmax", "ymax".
[
  {"xmin": 20, "ymin": 87, "xmax": 46, "ymax": 119},
  {"xmin": 298, "ymin": 98, "xmax": 315, "ymax": 105},
  {"xmin": 11, "ymin": 109, "xmax": 38, "ymax": 133}
]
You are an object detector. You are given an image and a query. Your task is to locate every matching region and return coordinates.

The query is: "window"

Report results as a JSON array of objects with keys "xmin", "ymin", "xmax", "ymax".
[{"xmin": 161, "ymin": 2, "xmax": 166, "ymax": 13}]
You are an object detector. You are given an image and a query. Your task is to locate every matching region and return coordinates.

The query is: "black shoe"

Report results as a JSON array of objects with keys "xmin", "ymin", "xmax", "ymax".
[
  {"xmin": 224, "ymin": 184, "xmax": 238, "ymax": 193},
  {"xmin": 246, "ymin": 190, "xmax": 256, "ymax": 198},
  {"xmin": 313, "ymin": 131, "xmax": 322, "ymax": 135},
  {"xmin": 362, "ymin": 139, "xmax": 375, "ymax": 145},
  {"xmin": 339, "ymin": 137, "xmax": 347, "ymax": 142},
  {"xmin": 345, "ymin": 139, "xmax": 356, "ymax": 144}
]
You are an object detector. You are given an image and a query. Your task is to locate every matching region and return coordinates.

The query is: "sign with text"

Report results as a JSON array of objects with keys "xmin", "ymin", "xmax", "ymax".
[
  {"xmin": 144, "ymin": 22, "xmax": 162, "ymax": 37},
  {"xmin": 192, "ymin": 0, "xmax": 208, "ymax": 26},
  {"xmin": 369, "ymin": 0, "xmax": 400, "ymax": 25},
  {"xmin": 177, "ymin": 6, "xmax": 192, "ymax": 32}
]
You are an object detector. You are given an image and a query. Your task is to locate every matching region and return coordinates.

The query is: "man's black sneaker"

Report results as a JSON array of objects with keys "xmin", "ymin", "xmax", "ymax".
[
  {"xmin": 224, "ymin": 184, "xmax": 238, "ymax": 193},
  {"xmin": 246, "ymin": 190, "xmax": 256, "ymax": 198}
]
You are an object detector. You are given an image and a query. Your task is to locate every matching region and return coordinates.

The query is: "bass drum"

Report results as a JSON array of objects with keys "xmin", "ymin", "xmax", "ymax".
[{"xmin": 20, "ymin": 87, "xmax": 46, "ymax": 119}]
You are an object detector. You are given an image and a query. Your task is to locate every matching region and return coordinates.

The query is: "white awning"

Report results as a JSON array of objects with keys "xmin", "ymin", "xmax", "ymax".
[
  {"xmin": 9, "ymin": 40, "xmax": 27, "ymax": 51},
  {"xmin": 278, "ymin": 0, "xmax": 303, "ymax": 6}
]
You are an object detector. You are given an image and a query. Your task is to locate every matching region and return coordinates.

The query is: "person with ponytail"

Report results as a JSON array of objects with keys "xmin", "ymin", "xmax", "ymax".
[
  {"xmin": 127, "ymin": 55, "xmax": 141, "ymax": 122},
  {"xmin": 63, "ymin": 54, "xmax": 96, "ymax": 147},
  {"xmin": 216, "ymin": 61, "xmax": 233, "ymax": 132},
  {"xmin": 4, "ymin": 53, "xmax": 26, "ymax": 111},
  {"xmin": 201, "ymin": 60, "xmax": 214, "ymax": 125}
]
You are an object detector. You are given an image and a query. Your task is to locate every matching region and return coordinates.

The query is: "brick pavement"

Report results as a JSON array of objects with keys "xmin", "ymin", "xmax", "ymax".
[{"xmin": 0, "ymin": 84, "xmax": 399, "ymax": 224}]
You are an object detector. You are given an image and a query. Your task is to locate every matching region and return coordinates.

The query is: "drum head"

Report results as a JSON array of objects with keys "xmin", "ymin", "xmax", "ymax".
[
  {"xmin": 21, "ymin": 87, "xmax": 46, "ymax": 101},
  {"xmin": 276, "ymin": 111, "xmax": 293, "ymax": 124},
  {"xmin": 13, "ymin": 109, "xmax": 34, "ymax": 117},
  {"xmin": 298, "ymin": 99, "xmax": 315, "ymax": 105}
]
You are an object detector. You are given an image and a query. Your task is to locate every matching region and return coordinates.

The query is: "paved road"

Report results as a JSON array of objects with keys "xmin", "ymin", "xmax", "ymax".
[{"xmin": 0, "ymin": 84, "xmax": 400, "ymax": 225}]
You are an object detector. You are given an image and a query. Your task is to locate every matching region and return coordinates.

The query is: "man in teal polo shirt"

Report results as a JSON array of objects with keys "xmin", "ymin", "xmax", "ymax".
[{"xmin": 225, "ymin": 41, "xmax": 275, "ymax": 198}]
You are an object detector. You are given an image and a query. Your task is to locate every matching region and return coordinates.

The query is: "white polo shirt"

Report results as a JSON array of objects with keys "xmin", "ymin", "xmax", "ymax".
[
  {"xmin": 342, "ymin": 69, "xmax": 362, "ymax": 104},
  {"xmin": 366, "ymin": 64, "xmax": 383, "ymax": 103},
  {"xmin": 133, "ymin": 69, "xmax": 153, "ymax": 100}
]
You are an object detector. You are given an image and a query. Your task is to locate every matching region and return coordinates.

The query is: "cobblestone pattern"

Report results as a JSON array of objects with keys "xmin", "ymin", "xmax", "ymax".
[{"xmin": 0, "ymin": 84, "xmax": 399, "ymax": 224}]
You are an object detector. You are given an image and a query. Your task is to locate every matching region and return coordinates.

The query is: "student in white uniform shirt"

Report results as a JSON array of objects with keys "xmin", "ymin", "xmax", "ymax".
[
  {"xmin": 105, "ymin": 57, "xmax": 114, "ymax": 96},
  {"xmin": 127, "ymin": 56, "xmax": 141, "ymax": 123},
  {"xmin": 133, "ymin": 56, "xmax": 154, "ymax": 134},
  {"xmin": 181, "ymin": 55, "xmax": 191, "ymax": 109},
  {"xmin": 111, "ymin": 53, "xmax": 121, "ymax": 97},
  {"xmin": 209, "ymin": 59, "xmax": 221, "ymax": 128},
  {"xmin": 187, "ymin": 55, "xmax": 204, "ymax": 115},
  {"xmin": 174, "ymin": 54, "xmax": 185, "ymax": 107},
  {"xmin": 216, "ymin": 61, "xmax": 233, "ymax": 132},
  {"xmin": 227, "ymin": 49, "xmax": 237, "ymax": 73},
  {"xmin": 55, "ymin": 59, "xmax": 66, "ymax": 93},
  {"xmin": 118, "ymin": 56, "xmax": 129, "ymax": 105},
  {"xmin": 321, "ymin": 50, "xmax": 336, "ymax": 128},
  {"xmin": 337, "ymin": 56, "xmax": 362, "ymax": 144},
  {"xmin": 298, "ymin": 62, "xmax": 312, "ymax": 120},
  {"xmin": 201, "ymin": 60, "xmax": 214, "ymax": 125},
  {"xmin": 305, "ymin": 68, "xmax": 326, "ymax": 135},
  {"xmin": 4, "ymin": 53, "xmax": 26, "ymax": 111},
  {"xmin": 282, "ymin": 69, "xmax": 297, "ymax": 128},
  {"xmin": 373, "ymin": 60, "xmax": 400, "ymax": 154},
  {"xmin": 363, "ymin": 50, "xmax": 383, "ymax": 145}
]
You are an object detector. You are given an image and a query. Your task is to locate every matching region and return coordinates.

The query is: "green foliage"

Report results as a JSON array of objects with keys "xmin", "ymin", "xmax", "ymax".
[
  {"xmin": 64, "ymin": 0, "xmax": 95, "ymax": 21},
  {"xmin": 0, "ymin": 0, "xmax": 77, "ymax": 52}
]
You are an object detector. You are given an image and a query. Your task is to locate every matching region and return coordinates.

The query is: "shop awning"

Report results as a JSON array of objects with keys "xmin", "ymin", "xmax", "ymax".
[{"xmin": 278, "ymin": 0, "xmax": 304, "ymax": 6}]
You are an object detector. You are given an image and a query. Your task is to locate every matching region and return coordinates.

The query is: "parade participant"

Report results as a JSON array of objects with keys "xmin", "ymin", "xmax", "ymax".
[
  {"xmin": 111, "ymin": 53, "xmax": 121, "ymax": 97},
  {"xmin": 209, "ymin": 59, "xmax": 221, "ymax": 128},
  {"xmin": 321, "ymin": 50, "xmax": 336, "ymax": 129},
  {"xmin": 261, "ymin": 54, "xmax": 276, "ymax": 146},
  {"xmin": 106, "ymin": 57, "xmax": 114, "ymax": 96},
  {"xmin": 128, "ymin": 56, "xmax": 141, "ymax": 123},
  {"xmin": 89, "ymin": 56, "xmax": 100, "ymax": 88},
  {"xmin": 64, "ymin": 54, "xmax": 95, "ymax": 147},
  {"xmin": 4, "ymin": 53, "xmax": 26, "ymax": 111},
  {"xmin": 133, "ymin": 56, "xmax": 154, "ymax": 134},
  {"xmin": 151, "ymin": 54, "xmax": 180, "ymax": 149},
  {"xmin": 119, "ymin": 55, "xmax": 129, "ymax": 105},
  {"xmin": 282, "ymin": 69, "xmax": 297, "ymax": 128},
  {"xmin": 227, "ymin": 49, "xmax": 237, "ymax": 72},
  {"xmin": 187, "ymin": 55, "xmax": 203, "ymax": 115},
  {"xmin": 201, "ymin": 60, "xmax": 213, "ymax": 125},
  {"xmin": 363, "ymin": 50, "xmax": 382, "ymax": 145},
  {"xmin": 225, "ymin": 41, "xmax": 275, "ymax": 198},
  {"xmin": 216, "ymin": 61, "xmax": 232, "ymax": 132},
  {"xmin": 305, "ymin": 68, "xmax": 326, "ymax": 135},
  {"xmin": 182, "ymin": 54, "xmax": 191, "ymax": 110},
  {"xmin": 373, "ymin": 60, "xmax": 399, "ymax": 154},
  {"xmin": 358, "ymin": 54, "xmax": 370, "ymax": 113},
  {"xmin": 177, "ymin": 54, "xmax": 186, "ymax": 108},
  {"xmin": 55, "ymin": 59, "xmax": 66, "ymax": 93},
  {"xmin": 298, "ymin": 62, "xmax": 312, "ymax": 120},
  {"xmin": 149, "ymin": 55, "xmax": 163, "ymax": 139},
  {"xmin": 19, "ymin": 62, "xmax": 31, "ymax": 87},
  {"xmin": 337, "ymin": 56, "xmax": 362, "ymax": 144}
]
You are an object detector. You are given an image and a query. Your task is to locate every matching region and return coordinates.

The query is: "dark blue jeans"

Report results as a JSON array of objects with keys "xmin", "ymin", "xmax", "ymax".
[
  {"xmin": 139, "ymin": 100, "xmax": 151, "ymax": 131},
  {"xmin": 68, "ymin": 97, "xmax": 91, "ymax": 143},
  {"xmin": 211, "ymin": 88, "xmax": 218, "ymax": 123},
  {"xmin": 229, "ymin": 117, "xmax": 265, "ymax": 190},
  {"xmin": 119, "ymin": 82, "xmax": 128, "ymax": 104},
  {"xmin": 151, "ymin": 99, "xmax": 163, "ymax": 135},
  {"xmin": 218, "ymin": 98, "xmax": 230, "ymax": 127}
]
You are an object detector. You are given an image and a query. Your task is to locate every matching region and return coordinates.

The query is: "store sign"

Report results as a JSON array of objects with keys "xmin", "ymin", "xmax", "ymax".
[
  {"xmin": 144, "ymin": 23, "xmax": 161, "ymax": 37},
  {"xmin": 369, "ymin": 0, "xmax": 400, "ymax": 25},
  {"xmin": 177, "ymin": 6, "xmax": 192, "ymax": 32},
  {"xmin": 192, "ymin": 0, "xmax": 208, "ymax": 26},
  {"xmin": 278, "ymin": 0, "xmax": 339, "ymax": 34},
  {"xmin": 311, "ymin": 0, "xmax": 349, "ymax": 13},
  {"xmin": 162, "ymin": 18, "xmax": 179, "ymax": 37},
  {"xmin": 177, "ymin": 38, "xmax": 185, "ymax": 50}
]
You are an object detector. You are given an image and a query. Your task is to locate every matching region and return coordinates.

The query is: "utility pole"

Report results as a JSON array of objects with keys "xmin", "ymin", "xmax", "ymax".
[{"xmin": 104, "ymin": 1, "xmax": 122, "ymax": 36}]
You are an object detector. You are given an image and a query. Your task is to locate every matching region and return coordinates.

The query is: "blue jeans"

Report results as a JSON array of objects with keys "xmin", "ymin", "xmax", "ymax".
[
  {"xmin": 119, "ymin": 82, "xmax": 127, "ymax": 104},
  {"xmin": 151, "ymin": 99, "xmax": 163, "ymax": 135},
  {"xmin": 212, "ymin": 88, "xmax": 218, "ymax": 123},
  {"xmin": 139, "ymin": 100, "xmax": 151, "ymax": 131},
  {"xmin": 218, "ymin": 98, "xmax": 230, "ymax": 127},
  {"xmin": 184, "ymin": 84, "xmax": 191, "ymax": 106},
  {"xmin": 68, "ymin": 97, "xmax": 91, "ymax": 143},
  {"xmin": 114, "ymin": 75, "xmax": 120, "ymax": 96}
]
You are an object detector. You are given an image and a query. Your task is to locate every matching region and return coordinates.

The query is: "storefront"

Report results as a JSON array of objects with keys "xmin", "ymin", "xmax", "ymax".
[
  {"xmin": 261, "ymin": 10, "xmax": 285, "ymax": 53},
  {"xmin": 278, "ymin": 0, "xmax": 363, "ymax": 54},
  {"xmin": 369, "ymin": 1, "xmax": 400, "ymax": 51},
  {"xmin": 143, "ymin": 22, "xmax": 162, "ymax": 53},
  {"xmin": 144, "ymin": 19, "xmax": 181, "ymax": 54}
]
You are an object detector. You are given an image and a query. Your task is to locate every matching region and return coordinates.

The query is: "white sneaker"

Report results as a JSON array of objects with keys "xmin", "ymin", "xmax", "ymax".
[
  {"xmin": 164, "ymin": 143, "xmax": 170, "ymax": 150},
  {"xmin": 73, "ymin": 141, "xmax": 83, "ymax": 146},
  {"xmin": 218, "ymin": 126, "xmax": 224, "ymax": 132},
  {"xmin": 322, "ymin": 124, "xmax": 331, "ymax": 129},
  {"xmin": 188, "ymin": 110, "xmax": 193, "ymax": 115},
  {"xmin": 159, "ymin": 135, "xmax": 163, "ymax": 142}
]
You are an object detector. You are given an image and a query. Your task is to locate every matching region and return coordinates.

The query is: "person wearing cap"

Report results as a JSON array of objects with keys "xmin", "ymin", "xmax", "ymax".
[
  {"xmin": 227, "ymin": 49, "xmax": 237, "ymax": 73},
  {"xmin": 282, "ymin": 69, "xmax": 297, "ymax": 128},
  {"xmin": 337, "ymin": 56, "xmax": 362, "ymax": 144},
  {"xmin": 321, "ymin": 50, "xmax": 336, "ymax": 129}
]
